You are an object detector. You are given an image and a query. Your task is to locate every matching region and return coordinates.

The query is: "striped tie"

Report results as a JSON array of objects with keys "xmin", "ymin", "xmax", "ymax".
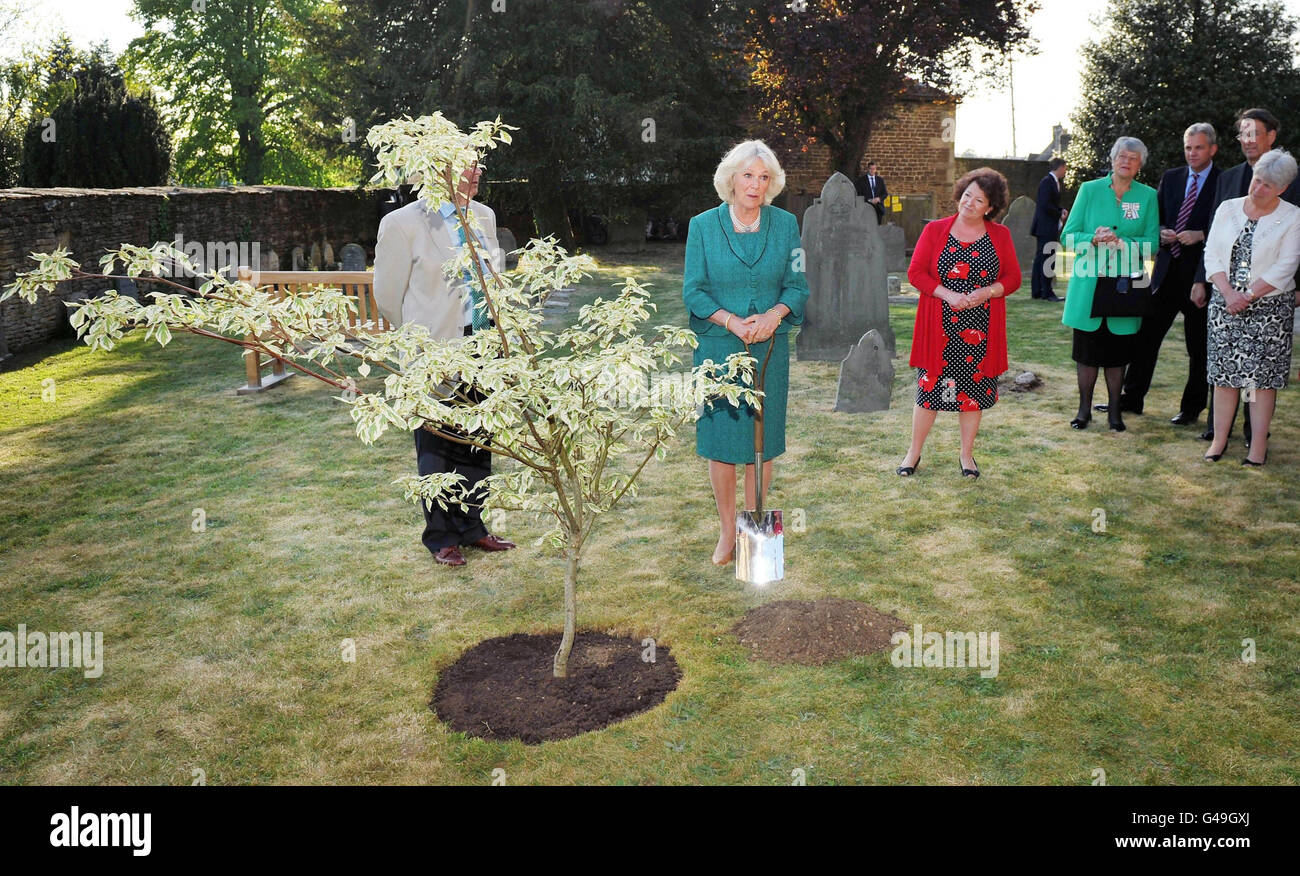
[
  {"xmin": 455, "ymin": 222, "xmax": 490, "ymax": 331},
  {"xmin": 1170, "ymin": 173, "xmax": 1200, "ymax": 259}
]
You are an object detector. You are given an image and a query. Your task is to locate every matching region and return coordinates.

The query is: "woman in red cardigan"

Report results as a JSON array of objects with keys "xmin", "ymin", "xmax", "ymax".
[{"xmin": 897, "ymin": 168, "xmax": 1020, "ymax": 479}]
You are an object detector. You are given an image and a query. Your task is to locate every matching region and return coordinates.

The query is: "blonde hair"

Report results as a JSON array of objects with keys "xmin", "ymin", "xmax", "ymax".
[{"xmin": 713, "ymin": 140, "xmax": 786, "ymax": 205}]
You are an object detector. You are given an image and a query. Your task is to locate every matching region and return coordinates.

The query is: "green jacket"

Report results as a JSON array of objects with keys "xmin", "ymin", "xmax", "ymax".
[
  {"xmin": 683, "ymin": 203, "xmax": 810, "ymax": 337},
  {"xmin": 1061, "ymin": 174, "xmax": 1160, "ymax": 334}
]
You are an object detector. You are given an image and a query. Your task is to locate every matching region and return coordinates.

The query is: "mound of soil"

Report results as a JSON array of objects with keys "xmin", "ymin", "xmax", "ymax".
[
  {"xmin": 732, "ymin": 598, "xmax": 907, "ymax": 665},
  {"xmin": 431, "ymin": 631, "xmax": 681, "ymax": 744}
]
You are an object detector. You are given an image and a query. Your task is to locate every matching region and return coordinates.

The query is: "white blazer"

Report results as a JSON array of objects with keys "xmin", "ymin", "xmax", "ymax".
[
  {"xmin": 1203, "ymin": 197, "xmax": 1300, "ymax": 298},
  {"xmin": 373, "ymin": 199, "xmax": 503, "ymax": 341}
]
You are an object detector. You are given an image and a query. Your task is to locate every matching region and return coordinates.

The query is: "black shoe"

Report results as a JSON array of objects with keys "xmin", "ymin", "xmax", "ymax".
[
  {"xmin": 1043, "ymin": 294, "xmax": 1064, "ymax": 302},
  {"xmin": 896, "ymin": 456, "xmax": 921, "ymax": 476},
  {"xmin": 1108, "ymin": 417, "xmax": 1127, "ymax": 432},
  {"xmin": 1203, "ymin": 452, "xmax": 1223, "ymax": 462},
  {"xmin": 1070, "ymin": 416, "xmax": 1091, "ymax": 430},
  {"xmin": 1170, "ymin": 411, "xmax": 1198, "ymax": 426},
  {"xmin": 1093, "ymin": 403, "xmax": 1109, "ymax": 413},
  {"xmin": 1121, "ymin": 398, "xmax": 1143, "ymax": 414},
  {"xmin": 1242, "ymin": 454, "xmax": 1266, "ymax": 467},
  {"xmin": 960, "ymin": 457, "xmax": 980, "ymax": 479},
  {"xmin": 1199, "ymin": 428, "xmax": 1214, "ymax": 442}
]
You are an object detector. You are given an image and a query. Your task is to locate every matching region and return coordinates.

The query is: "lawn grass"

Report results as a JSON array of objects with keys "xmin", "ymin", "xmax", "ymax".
[{"xmin": 1, "ymin": 242, "xmax": 1297, "ymax": 785}]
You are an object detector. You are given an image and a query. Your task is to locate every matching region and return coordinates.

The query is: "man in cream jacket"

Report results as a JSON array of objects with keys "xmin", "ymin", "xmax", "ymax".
[{"xmin": 373, "ymin": 165, "xmax": 516, "ymax": 566}]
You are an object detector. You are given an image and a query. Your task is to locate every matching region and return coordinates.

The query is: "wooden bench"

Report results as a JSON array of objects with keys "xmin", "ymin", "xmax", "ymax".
[{"xmin": 234, "ymin": 267, "xmax": 392, "ymax": 394}]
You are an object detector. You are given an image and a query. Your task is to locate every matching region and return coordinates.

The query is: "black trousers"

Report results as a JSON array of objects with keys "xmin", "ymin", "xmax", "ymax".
[
  {"xmin": 413, "ymin": 383, "xmax": 490, "ymax": 553},
  {"xmin": 1031, "ymin": 236, "xmax": 1057, "ymax": 298},
  {"xmin": 1122, "ymin": 255, "xmax": 1208, "ymax": 415}
]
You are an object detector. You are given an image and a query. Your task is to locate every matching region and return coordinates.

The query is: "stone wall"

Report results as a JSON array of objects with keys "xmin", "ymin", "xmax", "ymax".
[
  {"xmin": 0, "ymin": 186, "xmax": 388, "ymax": 356},
  {"xmin": 780, "ymin": 96, "xmax": 958, "ymax": 226}
]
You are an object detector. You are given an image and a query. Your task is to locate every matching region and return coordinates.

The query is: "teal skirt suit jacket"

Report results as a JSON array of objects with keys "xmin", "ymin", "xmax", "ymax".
[
  {"xmin": 1061, "ymin": 174, "xmax": 1160, "ymax": 335},
  {"xmin": 683, "ymin": 203, "xmax": 810, "ymax": 464}
]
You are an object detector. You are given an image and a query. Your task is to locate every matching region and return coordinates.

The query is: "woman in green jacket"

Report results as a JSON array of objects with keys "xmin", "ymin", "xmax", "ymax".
[
  {"xmin": 682, "ymin": 140, "xmax": 810, "ymax": 566},
  {"xmin": 1061, "ymin": 137, "xmax": 1160, "ymax": 431}
]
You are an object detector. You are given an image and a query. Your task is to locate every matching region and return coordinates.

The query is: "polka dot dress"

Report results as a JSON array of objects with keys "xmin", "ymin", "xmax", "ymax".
[{"xmin": 916, "ymin": 232, "xmax": 1000, "ymax": 412}]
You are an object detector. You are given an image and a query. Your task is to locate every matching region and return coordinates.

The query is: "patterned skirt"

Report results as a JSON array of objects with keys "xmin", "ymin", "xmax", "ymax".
[{"xmin": 1206, "ymin": 291, "xmax": 1294, "ymax": 390}]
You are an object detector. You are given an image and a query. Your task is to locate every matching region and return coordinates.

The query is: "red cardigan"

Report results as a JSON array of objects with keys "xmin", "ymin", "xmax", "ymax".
[{"xmin": 907, "ymin": 215, "xmax": 1020, "ymax": 379}]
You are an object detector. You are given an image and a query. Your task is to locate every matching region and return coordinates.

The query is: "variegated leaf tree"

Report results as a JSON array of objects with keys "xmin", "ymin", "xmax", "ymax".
[{"xmin": 2, "ymin": 113, "xmax": 760, "ymax": 678}]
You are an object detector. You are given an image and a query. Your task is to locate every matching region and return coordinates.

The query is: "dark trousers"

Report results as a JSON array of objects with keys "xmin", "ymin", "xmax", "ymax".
[
  {"xmin": 1031, "ymin": 236, "xmax": 1057, "ymax": 298},
  {"xmin": 413, "ymin": 386, "xmax": 490, "ymax": 553},
  {"xmin": 1121, "ymin": 255, "xmax": 1208, "ymax": 415}
]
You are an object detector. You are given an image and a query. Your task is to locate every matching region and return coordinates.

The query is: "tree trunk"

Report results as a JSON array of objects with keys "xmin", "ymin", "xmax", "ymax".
[
  {"xmin": 552, "ymin": 546, "xmax": 578, "ymax": 678},
  {"xmin": 529, "ymin": 183, "xmax": 575, "ymax": 251}
]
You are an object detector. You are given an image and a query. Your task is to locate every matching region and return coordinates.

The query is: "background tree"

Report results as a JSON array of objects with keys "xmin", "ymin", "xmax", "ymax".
[
  {"xmin": 0, "ymin": 34, "xmax": 83, "ymax": 187},
  {"xmin": 743, "ymin": 0, "xmax": 1036, "ymax": 178},
  {"xmin": 19, "ymin": 52, "xmax": 171, "ymax": 187},
  {"xmin": 126, "ymin": 0, "xmax": 345, "ymax": 185},
  {"xmin": 1066, "ymin": 0, "xmax": 1300, "ymax": 184},
  {"xmin": 303, "ymin": 0, "xmax": 747, "ymax": 246}
]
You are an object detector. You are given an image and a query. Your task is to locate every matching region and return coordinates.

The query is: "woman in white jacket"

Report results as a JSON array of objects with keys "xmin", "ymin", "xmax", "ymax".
[{"xmin": 1202, "ymin": 149, "xmax": 1300, "ymax": 466}]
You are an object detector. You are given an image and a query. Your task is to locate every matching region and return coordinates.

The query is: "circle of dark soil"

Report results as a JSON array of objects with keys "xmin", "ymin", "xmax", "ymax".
[
  {"xmin": 431, "ymin": 631, "xmax": 681, "ymax": 744},
  {"xmin": 731, "ymin": 598, "xmax": 907, "ymax": 665}
]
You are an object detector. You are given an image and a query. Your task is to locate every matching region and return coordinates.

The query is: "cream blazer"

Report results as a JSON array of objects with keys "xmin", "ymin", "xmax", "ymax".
[
  {"xmin": 1203, "ymin": 197, "xmax": 1300, "ymax": 298},
  {"xmin": 373, "ymin": 199, "xmax": 503, "ymax": 340}
]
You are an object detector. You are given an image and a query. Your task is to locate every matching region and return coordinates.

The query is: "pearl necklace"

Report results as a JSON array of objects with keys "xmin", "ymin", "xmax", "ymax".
[{"xmin": 730, "ymin": 204, "xmax": 761, "ymax": 233}]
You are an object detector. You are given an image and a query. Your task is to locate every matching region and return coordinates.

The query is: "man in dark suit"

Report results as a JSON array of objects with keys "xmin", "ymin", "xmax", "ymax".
[
  {"xmin": 1190, "ymin": 108, "xmax": 1300, "ymax": 443},
  {"xmin": 1031, "ymin": 157, "xmax": 1068, "ymax": 301},
  {"xmin": 854, "ymin": 161, "xmax": 888, "ymax": 224},
  {"xmin": 1116, "ymin": 123, "xmax": 1221, "ymax": 422}
]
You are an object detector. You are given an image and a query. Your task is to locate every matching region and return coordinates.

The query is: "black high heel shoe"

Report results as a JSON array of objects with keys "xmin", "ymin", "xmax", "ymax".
[
  {"xmin": 896, "ymin": 456, "xmax": 921, "ymax": 476},
  {"xmin": 960, "ymin": 457, "xmax": 980, "ymax": 479},
  {"xmin": 1203, "ymin": 452, "xmax": 1223, "ymax": 462},
  {"xmin": 1108, "ymin": 416, "xmax": 1126, "ymax": 432},
  {"xmin": 1242, "ymin": 452, "xmax": 1267, "ymax": 467},
  {"xmin": 1070, "ymin": 415, "xmax": 1091, "ymax": 430}
]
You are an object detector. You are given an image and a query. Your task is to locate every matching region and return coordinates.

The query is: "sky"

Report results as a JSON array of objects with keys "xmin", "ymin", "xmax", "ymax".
[{"xmin": 13, "ymin": 0, "xmax": 1300, "ymax": 158}]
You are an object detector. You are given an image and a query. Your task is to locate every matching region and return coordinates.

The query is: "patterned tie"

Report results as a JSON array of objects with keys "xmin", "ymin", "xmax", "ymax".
[
  {"xmin": 455, "ymin": 221, "xmax": 490, "ymax": 331},
  {"xmin": 1170, "ymin": 173, "xmax": 1200, "ymax": 259}
]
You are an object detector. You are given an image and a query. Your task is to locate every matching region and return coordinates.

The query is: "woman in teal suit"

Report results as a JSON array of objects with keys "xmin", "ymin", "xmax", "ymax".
[
  {"xmin": 1062, "ymin": 136, "xmax": 1160, "ymax": 431},
  {"xmin": 683, "ymin": 140, "xmax": 810, "ymax": 566}
]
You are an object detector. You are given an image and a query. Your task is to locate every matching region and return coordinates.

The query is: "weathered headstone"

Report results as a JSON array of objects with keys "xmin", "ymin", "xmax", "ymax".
[
  {"xmin": 322, "ymin": 242, "xmax": 335, "ymax": 269},
  {"xmin": 291, "ymin": 246, "xmax": 306, "ymax": 271},
  {"xmin": 260, "ymin": 249, "xmax": 280, "ymax": 271},
  {"xmin": 880, "ymin": 222, "xmax": 906, "ymax": 273},
  {"xmin": 1001, "ymin": 196, "xmax": 1038, "ymax": 282},
  {"xmin": 833, "ymin": 329, "xmax": 895, "ymax": 413},
  {"xmin": 498, "ymin": 227, "xmax": 519, "ymax": 269},
  {"xmin": 114, "ymin": 277, "xmax": 140, "ymax": 301},
  {"xmin": 798, "ymin": 172, "xmax": 896, "ymax": 361},
  {"xmin": 888, "ymin": 276, "xmax": 901, "ymax": 296},
  {"xmin": 340, "ymin": 243, "xmax": 366, "ymax": 271},
  {"xmin": 308, "ymin": 242, "xmax": 322, "ymax": 270}
]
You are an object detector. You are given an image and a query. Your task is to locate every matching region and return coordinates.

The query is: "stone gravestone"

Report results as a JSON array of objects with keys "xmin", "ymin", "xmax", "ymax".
[
  {"xmin": 322, "ymin": 242, "xmax": 335, "ymax": 270},
  {"xmin": 880, "ymin": 222, "xmax": 906, "ymax": 273},
  {"xmin": 834, "ymin": 329, "xmax": 894, "ymax": 413},
  {"xmin": 291, "ymin": 246, "xmax": 306, "ymax": 271},
  {"xmin": 308, "ymin": 242, "xmax": 322, "ymax": 270},
  {"xmin": 497, "ymin": 227, "xmax": 519, "ymax": 269},
  {"xmin": 798, "ymin": 171, "xmax": 895, "ymax": 361},
  {"xmin": 340, "ymin": 243, "xmax": 366, "ymax": 271},
  {"xmin": 114, "ymin": 277, "xmax": 140, "ymax": 301},
  {"xmin": 260, "ymin": 249, "xmax": 280, "ymax": 271},
  {"xmin": 1001, "ymin": 196, "xmax": 1038, "ymax": 284}
]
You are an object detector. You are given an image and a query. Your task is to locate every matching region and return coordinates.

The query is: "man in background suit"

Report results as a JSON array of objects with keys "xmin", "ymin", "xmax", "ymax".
[
  {"xmin": 1031, "ymin": 157, "xmax": 1068, "ymax": 301},
  {"xmin": 1190, "ymin": 108, "xmax": 1300, "ymax": 443},
  {"xmin": 1117, "ymin": 123, "xmax": 1221, "ymax": 423},
  {"xmin": 373, "ymin": 163, "xmax": 517, "ymax": 567},
  {"xmin": 854, "ymin": 161, "xmax": 888, "ymax": 224}
]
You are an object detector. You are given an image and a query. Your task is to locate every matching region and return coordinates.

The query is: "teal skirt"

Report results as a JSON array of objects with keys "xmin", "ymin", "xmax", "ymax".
[{"xmin": 693, "ymin": 332, "xmax": 789, "ymax": 465}]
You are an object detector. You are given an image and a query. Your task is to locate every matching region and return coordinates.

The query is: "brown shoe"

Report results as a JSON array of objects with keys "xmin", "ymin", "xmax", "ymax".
[
  {"xmin": 471, "ymin": 533, "xmax": 516, "ymax": 552},
  {"xmin": 434, "ymin": 546, "xmax": 466, "ymax": 566}
]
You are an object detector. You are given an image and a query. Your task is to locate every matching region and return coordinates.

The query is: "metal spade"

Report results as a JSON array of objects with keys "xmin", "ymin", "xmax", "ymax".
[{"xmin": 735, "ymin": 336, "xmax": 783, "ymax": 586}]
